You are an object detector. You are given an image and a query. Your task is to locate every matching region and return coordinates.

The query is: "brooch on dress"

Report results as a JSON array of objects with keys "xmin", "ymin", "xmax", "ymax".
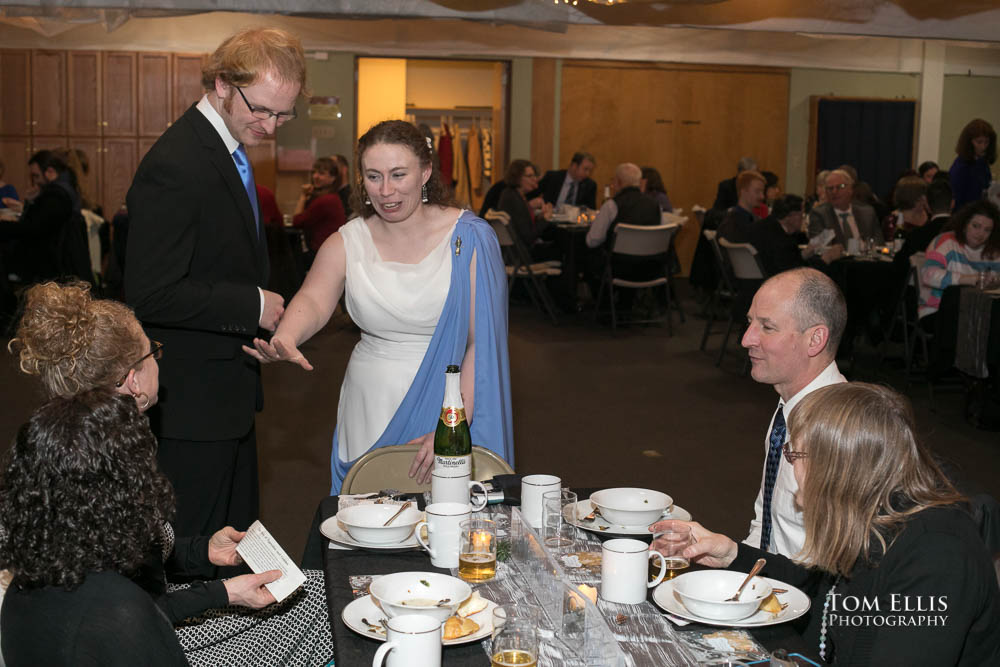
[{"xmin": 455, "ymin": 236, "xmax": 462, "ymax": 256}]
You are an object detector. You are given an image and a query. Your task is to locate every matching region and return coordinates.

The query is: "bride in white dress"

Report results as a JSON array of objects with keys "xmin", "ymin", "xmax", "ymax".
[{"xmin": 245, "ymin": 121, "xmax": 513, "ymax": 490}]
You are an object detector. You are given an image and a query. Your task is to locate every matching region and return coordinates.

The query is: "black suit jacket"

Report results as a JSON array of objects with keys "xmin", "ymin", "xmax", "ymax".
[
  {"xmin": 538, "ymin": 169, "xmax": 597, "ymax": 209},
  {"xmin": 125, "ymin": 104, "xmax": 267, "ymax": 442}
]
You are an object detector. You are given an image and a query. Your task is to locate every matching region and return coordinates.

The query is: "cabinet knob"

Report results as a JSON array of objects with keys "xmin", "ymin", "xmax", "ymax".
[
  {"xmin": 102, "ymin": 121, "xmax": 108, "ymax": 127},
  {"xmin": 31, "ymin": 121, "xmax": 37, "ymax": 126}
]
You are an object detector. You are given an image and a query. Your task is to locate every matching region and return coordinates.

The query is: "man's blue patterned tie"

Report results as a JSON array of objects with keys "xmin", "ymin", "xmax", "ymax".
[
  {"xmin": 760, "ymin": 404, "xmax": 786, "ymax": 552},
  {"xmin": 232, "ymin": 144, "xmax": 260, "ymax": 237}
]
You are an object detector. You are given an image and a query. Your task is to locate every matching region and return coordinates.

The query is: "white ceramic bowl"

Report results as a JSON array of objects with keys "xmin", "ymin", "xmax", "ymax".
[
  {"xmin": 369, "ymin": 571, "xmax": 473, "ymax": 623},
  {"xmin": 589, "ymin": 488, "xmax": 673, "ymax": 527},
  {"xmin": 337, "ymin": 504, "xmax": 423, "ymax": 545},
  {"xmin": 672, "ymin": 570, "xmax": 773, "ymax": 621}
]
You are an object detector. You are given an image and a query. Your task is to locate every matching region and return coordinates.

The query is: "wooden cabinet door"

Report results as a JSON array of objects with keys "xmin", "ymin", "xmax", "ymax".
[
  {"xmin": 30, "ymin": 136, "xmax": 68, "ymax": 153},
  {"xmin": 68, "ymin": 51, "xmax": 101, "ymax": 137},
  {"xmin": 139, "ymin": 52, "xmax": 172, "ymax": 137},
  {"xmin": 68, "ymin": 137, "xmax": 102, "ymax": 212},
  {"xmin": 0, "ymin": 50, "xmax": 32, "ymax": 136},
  {"xmin": 0, "ymin": 136, "xmax": 32, "ymax": 197},
  {"xmin": 246, "ymin": 139, "xmax": 276, "ymax": 191},
  {"xmin": 102, "ymin": 137, "xmax": 137, "ymax": 216},
  {"xmin": 560, "ymin": 63, "xmax": 676, "ymax": 208},
  {"xmin": 102, "ymin": 52, "xmax": 137, "ymax": 137},
  {"xmin": 172, "ymin": 53, "xmax": 206, "ymax": 120},
  {"xmin": 31, "ymin": 50, "xmax": 67, "ymax": 136}
]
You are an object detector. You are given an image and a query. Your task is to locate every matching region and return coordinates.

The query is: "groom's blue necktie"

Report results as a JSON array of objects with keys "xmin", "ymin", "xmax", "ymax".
[{"xmin": 232, "ymin": 144, "xmax": 259, "ymax": 237}]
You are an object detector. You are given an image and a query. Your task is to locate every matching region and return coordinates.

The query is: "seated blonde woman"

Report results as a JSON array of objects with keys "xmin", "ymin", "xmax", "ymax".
[
  {"xmin": 6, "ymin": 282, "xmax": 332, "ymax": 666},
  {"xmin": 652, "ymin": 383, "xmax": 999, "ymax": 666}
]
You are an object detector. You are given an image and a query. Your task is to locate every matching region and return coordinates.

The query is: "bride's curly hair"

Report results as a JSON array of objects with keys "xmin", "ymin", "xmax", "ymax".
[{"xmin": 0, "ymin": 390, "xmax": 175, "ymax": 590}]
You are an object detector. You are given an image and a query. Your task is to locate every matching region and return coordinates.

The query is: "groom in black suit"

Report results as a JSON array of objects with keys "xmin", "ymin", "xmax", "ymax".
[
  {"xmin": 538, "ymin": 151, "xmax": 598, "ymax": 210},
  {"xmin": 125, "ymin": 27, "xmax": 306, "ymax": 540}
]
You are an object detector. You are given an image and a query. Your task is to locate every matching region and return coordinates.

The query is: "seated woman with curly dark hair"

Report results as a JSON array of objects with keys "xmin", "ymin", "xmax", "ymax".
[
  {"xmin": 6, "ymin": 282, "xmax": 332, "ymax": 666},
  {"xmin": 0, "ymin": 390, "xmax": 192, "ymax": 664}
]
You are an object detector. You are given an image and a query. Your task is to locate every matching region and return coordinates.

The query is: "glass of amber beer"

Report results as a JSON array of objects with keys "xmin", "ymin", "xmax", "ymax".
[
  {"xmin": 458, "ymin": 518, "xmax": 497, "ymax": 583},
  {"xmin": 491, "ymin": 607, "xmax": 539, "ymax": 667}
]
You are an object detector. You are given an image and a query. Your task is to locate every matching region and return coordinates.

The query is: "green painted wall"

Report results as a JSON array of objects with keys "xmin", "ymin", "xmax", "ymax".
[
  {"xmin": 939, "ymin": 75, "xmax": 1000, "ymax": 179},
  {"xmin": 509, "ymin": 58, "xmax": 533, "ymax": 162},
  {"xmin": 278, "ymin": 52, "xmax": 355, "ymax": 164},
  {"xmin": 785, "ymin": 69, "xmax": 920, "ymax": 198}
]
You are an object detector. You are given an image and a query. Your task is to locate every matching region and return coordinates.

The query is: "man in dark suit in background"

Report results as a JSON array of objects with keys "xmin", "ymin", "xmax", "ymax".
[
  {"xmin": 808, "ymin": 168, "xmax": 883, "ymax": 247},
  {"xmin": 125, "ymin": 27, "xmax": 306, "ymax": 540},
  {"xmin": 538, "ymin": 151, "xmax": 597, "ymax": 210},
  {"xmin": 712, "ymin": 156, "xmax": 758, "ymax": 212}
]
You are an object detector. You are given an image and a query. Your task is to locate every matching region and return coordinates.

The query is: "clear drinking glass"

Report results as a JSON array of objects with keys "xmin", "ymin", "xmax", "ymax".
[
  {"xmin": 458, "ymin": 518, "xmax": 497, "ymax": 583},
  {"xmin": 542, "ymin": 488, "xmax": 577, "ymax": 549},
  {"xmin": 656, "ymin": 525, "xmax": 693, "ymax": 579},
  {"xmin": 491, "ymin": 610, "xmax": 540, "ymax": 667}
]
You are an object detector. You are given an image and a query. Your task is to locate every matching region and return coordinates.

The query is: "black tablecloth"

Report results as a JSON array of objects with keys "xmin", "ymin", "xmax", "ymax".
[
  {"xmin": 306, "ymin": 494, "xmax": 818, "ymax": 666},
  {"xmin": 826, "ymin": 256, "xmax": 899, "ymax": 350}
]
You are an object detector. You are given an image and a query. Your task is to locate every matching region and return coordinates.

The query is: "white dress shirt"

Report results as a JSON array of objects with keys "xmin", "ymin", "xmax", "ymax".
[
  {"xmin": 196, "ymin": 94, "xmax": 265, "ymax": 319},
  {"xmin": 585, "ymin": 199, "xmax": 619, "ymax": 248},
  {"xmin": 744, "ymin": 360, "xmax": 847, "ymax": 559}
]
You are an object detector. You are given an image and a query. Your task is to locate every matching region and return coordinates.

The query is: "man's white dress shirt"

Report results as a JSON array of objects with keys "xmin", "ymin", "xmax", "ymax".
[{"xmin": 744, "ymin": 360, "xmax": 847, "ymax": 558}]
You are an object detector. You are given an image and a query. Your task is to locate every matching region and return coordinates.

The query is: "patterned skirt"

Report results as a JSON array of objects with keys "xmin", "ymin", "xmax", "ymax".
[{"xmin": 172, "ymin": 570, "xmax": 334, "ymax": 666}]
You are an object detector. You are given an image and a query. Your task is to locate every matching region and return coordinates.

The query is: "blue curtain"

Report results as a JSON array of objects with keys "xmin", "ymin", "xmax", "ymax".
[{"xmin": 816, "ymin": 99, "xmax": 915, "ymax": 202}]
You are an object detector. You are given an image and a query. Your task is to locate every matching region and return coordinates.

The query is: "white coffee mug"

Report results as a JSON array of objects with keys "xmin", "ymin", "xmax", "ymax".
[
  {"xmin": 414, "ymin": 502, "xmax": 471, "ymax": 568},
  {"xmin": 521, "ymin": 474, "xmax": 561, "ymax": 528},
  {"xmin": 600, "ymin": 538, "xmax": 666, "ymax": 605},
  {"xmin": 431, "ymin": 471, "xmax": 487, "ymax": 511},
  {"xmin": 372, "ymin": 614, "xmax": 442, "ymax": 667}
]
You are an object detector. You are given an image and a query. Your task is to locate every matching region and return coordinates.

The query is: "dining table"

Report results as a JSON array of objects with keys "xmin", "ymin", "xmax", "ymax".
[
  {"xmin": 825, "ymin": 251, "xmax": 900, "ymax": 349},
  {"xmin": 550, "ymin": 216, "xmax": 592, "ymax": 313},
  {"xmin": 303, "ymin": 487, "xmax": 820, "ymax": 666}
]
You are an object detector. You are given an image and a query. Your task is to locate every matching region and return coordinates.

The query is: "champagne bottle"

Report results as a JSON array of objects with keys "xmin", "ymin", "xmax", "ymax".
[{"xmin": 434, "ymin": 365, "xmax": 472, "ymax": 478}]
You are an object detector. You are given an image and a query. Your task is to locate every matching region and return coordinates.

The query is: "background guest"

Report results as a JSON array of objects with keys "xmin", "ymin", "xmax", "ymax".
[
  {"xmin": 949, "ymin": 118, "xmax": 996, "ymax": 209},
  {"xmin": 918, "ymin": 160, "xmax": 940, "ymax": 183},
  {"xmin": 804, "ymin": 169, "xmax": 829, "ymax": 213},
  {"xmin": 752, "ymin": 170, "xmax": 780, "ymax": 218},
  {"xmin": 893, "ymin": 177, "xmax": 950, "ymax": 274},
  {"xmin": 585, "ymin": 162, "xmax": 660, "ymax": 249},
  {"xmin": 292, "ymin": 157, "xmax": 347, "ymax": 264},
  {"xmin": 750, "ymin": 194, "xmax": 842, "ymax": 276},
  {"xmin": 256, "ymin": 184, "xmax": 283, "ymax": 227},
  {"xmin": 653, "ymin": 383, "xmax": 1000, "ymax": 665},
  {"xmin": 0, "ymin": 150, "xmax": 91, "ymax": 286},
  {"xmin": 717, "ymin": 170, "xmax": 765, "ymax": 243},
  {"xmin": 887, "ymin": 174, "xmax": 928, "ymax": 241},
  {"xmin": 499, "ymin": 158, "xmax": 553, "ymax": 251},
  {"xmin": 808, "ymin": 168, "xmax": 883, "ymax": 247},
  {"xmin": 639, "ymin": 166, "xmax": 673, "ymax": 212},
  {"xmin": 332, "ymin": 153, "xmax": 353, "ymax": 218},
  {"xmin": 0, "ymin": 158, "xmax": 19, "ymax": 208},
  {"xmin": 538, "ymin": 151, "xmax": 597, "ymax": 210},
  {"xmin": 919, "ymin": 200, "xmax": 1000, "ymax": 326},
  {"xmin": 712, "ymin": 156, "xmax": 757, "ymax": 212}
]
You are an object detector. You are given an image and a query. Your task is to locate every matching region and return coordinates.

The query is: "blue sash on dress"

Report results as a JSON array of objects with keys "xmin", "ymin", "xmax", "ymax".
[{"xmin": 330, "ymin": 211, "xmax": 514, "ymax": 493}]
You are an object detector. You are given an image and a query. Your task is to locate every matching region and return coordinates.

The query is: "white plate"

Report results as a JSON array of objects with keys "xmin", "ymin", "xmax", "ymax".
[
  {"xmin": 652, "ymin": 576, "xmax": 810, "ymax": 627},
  {"xmin": 320, "ymin": 514, "xmax": 422, "ymax": 551},
  {"xmin": 341, "ymin": 594, "xmax": 497, "ymax": 645},
  {"xmin": 565, "ymin": 499, "xmax": 692, "ymax": 536}
]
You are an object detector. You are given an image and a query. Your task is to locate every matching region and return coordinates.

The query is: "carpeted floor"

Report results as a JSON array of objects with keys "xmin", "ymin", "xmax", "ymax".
[{"xmin": 2, "ymin": 283, "xmax": 998, "ymax": 561}]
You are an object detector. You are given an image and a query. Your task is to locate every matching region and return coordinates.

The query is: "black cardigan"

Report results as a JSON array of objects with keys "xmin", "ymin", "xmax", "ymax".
[{"xmin": 729, "ymin": 505, "xmax": 1000, "ymax": 665}]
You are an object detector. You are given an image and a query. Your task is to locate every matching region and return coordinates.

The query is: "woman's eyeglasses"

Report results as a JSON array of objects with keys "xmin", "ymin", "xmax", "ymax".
[
  {"xmin": 782, "ymin": 442, "xmax": 809, "ymax": 464},
  {"xmin": 115, "ymin": 341, "xmax": 163, "ymax": 388}
]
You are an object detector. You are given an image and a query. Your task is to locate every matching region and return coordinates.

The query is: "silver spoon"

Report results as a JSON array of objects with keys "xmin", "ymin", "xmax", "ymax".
[
  {"xmin": 726, "ymin": 558, "xmax": 766, "ymax": 602},
  {"xmin": 383, "ymin": 501, "xmax": 413, "ymax": 526}
]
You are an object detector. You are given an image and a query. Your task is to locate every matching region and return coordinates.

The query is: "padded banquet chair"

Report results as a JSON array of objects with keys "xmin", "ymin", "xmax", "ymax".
[
  {"xmin": 484, "ymin": 209, "xmax": 561, "ymax": 325},
  {"xmin": 716, "ymin": 239, "xmax": 767, "ymax": 371},
  {"xmin": 341, "ymin": 444, "xmax": 515, "ymax": 494},
  {"xmin": 594, "ymin": 223, "xmax": 678, "ymax": 336}
]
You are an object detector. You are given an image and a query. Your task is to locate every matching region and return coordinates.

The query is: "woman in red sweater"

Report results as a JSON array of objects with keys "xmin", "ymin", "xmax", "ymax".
[{"xmin": 293, "ymin": 157, "xmax": 347, "ymax": 262}]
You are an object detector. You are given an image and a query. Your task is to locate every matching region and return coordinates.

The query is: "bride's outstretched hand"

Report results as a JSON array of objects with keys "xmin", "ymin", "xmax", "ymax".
[{"xmin": 242, "ymin": 335, "xmax": 314, "ymax": 371}]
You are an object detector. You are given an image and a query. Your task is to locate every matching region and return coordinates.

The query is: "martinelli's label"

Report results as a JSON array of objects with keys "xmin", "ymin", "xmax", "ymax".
[
  {"xmin": 440, "ymin": 407, "xmax": 467, "ymax": 427},
  {"xmin": 435, "ymin": 454, "xmax": 471, "ymax": 477}
]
